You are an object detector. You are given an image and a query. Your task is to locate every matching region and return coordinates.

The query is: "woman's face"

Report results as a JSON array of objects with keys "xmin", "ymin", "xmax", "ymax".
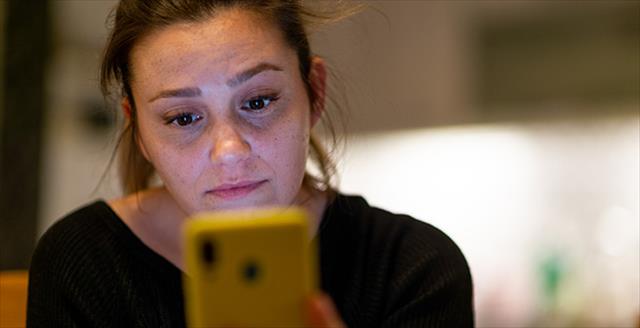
[{"xmin": 128, "ymin": 8, "xmax": 322, "ymax": 214}]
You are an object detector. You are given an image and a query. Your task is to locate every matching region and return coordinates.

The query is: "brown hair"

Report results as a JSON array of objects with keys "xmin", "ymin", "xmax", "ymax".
[{"xmin": 100, "ymin": 0, "xmax": 350, "ymax": 198}]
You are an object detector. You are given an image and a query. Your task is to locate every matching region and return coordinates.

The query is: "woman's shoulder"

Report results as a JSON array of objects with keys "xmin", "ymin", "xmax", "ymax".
[
  {"xmin": 323, "ymin": 193, "xmax": 471, "ymax": 283},
  {"xmin": 31, "ymin": 201, "xmax": 123, "ymax": 271},
  {"xmin": 326, "ymin": 193, "xmax": 465, "ymax": 257},
  {"xmin": 36, "ymin": 201, "xmax": 120, "ymax": 249},
  {"xmin": 323, "ymin": 193, "xmax": 474, "ymax": 326},
  {"xmin": 28, "ymin": 201, "xmax": 130, "ymax": 314}
]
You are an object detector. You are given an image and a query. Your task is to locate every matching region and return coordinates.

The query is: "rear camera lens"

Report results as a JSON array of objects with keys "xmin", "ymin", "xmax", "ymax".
[
  {"xmin": 243, "ymin": 260, "xmax": 261, "ymax": 282},
  {"xmin": 201, "ymin": 240, "xmax": 216, "ymax": 265}
]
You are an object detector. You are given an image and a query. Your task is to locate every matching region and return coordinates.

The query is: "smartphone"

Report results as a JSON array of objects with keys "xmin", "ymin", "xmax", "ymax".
[{"xmin": 182, "ymin": 207, "xmax": 318, "ymax": 328}]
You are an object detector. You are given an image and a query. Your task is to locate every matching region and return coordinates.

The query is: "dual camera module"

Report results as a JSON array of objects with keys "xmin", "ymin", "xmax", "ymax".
[{"xmin": 201, "ymin": 239, "xmax": 261, "ymax": 283}]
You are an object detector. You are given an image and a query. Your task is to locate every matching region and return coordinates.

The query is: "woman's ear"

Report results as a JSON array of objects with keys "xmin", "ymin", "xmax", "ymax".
[
  {"xmin": 121, "ymin": 97, "xmax": 132, "ymax": 120},
  {"xmin": 309, "ymin": 56, "xmax": 327, "ymax": 128},
  {"xmin": 122, "ymin": 97, "xmax": 150, "ymax": 162}
]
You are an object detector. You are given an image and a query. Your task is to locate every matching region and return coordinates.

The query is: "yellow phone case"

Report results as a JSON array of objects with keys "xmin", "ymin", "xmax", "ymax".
[{"xmin": 182, "ymin": 207, "xmax": 318, "ymax": 328}]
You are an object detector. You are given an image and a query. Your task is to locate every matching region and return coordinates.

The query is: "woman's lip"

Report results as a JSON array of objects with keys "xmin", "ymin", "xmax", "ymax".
[{"xmin": 207, "ymin": 180, "xmax": 267, "ymax": 199}]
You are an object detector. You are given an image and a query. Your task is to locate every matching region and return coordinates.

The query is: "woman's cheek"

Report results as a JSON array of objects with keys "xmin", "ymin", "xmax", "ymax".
[{"xmin": 149, "ymin": 140, "xmax": 199, "ymax": 186}]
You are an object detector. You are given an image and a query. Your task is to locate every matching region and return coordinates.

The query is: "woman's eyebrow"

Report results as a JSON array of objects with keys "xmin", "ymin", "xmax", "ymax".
[
  {"xmin": 226, "ymin": 62, "xmax": 284, "ymax": 88},
  {"xmin": 147, "ymin": 62, "xmax": 283, "ymax": 103},
  {"xmin": 148, "ymin": 87, "xmax": 201, "ymax": 103}
]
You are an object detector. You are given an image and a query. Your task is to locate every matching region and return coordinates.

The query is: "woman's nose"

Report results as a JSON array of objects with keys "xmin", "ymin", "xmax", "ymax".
[{"xmin": 209, "ymin": 121, "xmax": 251, "ymax": 166}]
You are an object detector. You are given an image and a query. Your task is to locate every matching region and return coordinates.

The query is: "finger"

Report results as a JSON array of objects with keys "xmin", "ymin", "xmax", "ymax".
[{"xmin": 305, "ymin": 293, "xmax": 346, "ymax": 328}]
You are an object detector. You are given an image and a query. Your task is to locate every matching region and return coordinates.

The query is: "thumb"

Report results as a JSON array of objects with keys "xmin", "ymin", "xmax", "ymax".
[{"xmin": 305, "ymin": 292, "xmax": 346, "ymax": 328}]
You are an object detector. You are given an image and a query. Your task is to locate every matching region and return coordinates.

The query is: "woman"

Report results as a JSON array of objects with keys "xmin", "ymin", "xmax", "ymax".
[{"xmin": 27, "ymin": 1, "xmax": 474, "ymax": 327}]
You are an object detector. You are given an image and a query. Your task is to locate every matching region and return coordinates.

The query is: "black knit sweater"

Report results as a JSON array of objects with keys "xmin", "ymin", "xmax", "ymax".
[{"xmin": 27, "ymin": 194, "xmax": 474, "ymax": 327}]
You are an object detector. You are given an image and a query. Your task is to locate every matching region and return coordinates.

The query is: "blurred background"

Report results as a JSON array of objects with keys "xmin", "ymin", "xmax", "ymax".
[{"xmin": 1, "ymin": 0, "xmax": 638, "ymax": 327}]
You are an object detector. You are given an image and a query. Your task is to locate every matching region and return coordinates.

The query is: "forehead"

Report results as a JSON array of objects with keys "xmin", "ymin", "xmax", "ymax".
[{"xmin": 129, "ymin": 8, "xmax": 296, "ymax": 92}]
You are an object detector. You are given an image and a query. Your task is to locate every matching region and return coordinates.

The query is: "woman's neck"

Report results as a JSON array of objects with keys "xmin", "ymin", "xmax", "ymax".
[{"xmin": 108, "ymin": 185, "xmax": 329, "ymax": 272}]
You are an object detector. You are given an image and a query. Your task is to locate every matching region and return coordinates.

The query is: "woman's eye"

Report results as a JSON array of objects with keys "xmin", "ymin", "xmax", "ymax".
[
  {"xmin": 241, "ymin": 95, "xmax": 278, "ymax": 111},
  {"xmin": 167, "ymin": 113, "xmax": 202, "ymax": 126}
]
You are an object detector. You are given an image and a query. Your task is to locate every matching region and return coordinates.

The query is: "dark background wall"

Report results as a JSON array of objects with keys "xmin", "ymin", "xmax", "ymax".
[{"xmin": 0, "ymin": 1, "xmax": 50, "ymax": 270}]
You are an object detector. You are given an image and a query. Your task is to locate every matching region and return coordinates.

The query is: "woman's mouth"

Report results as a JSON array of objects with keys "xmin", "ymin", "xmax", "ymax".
[{"xmin": 206, "ymin": 180, "xmax": 267, "ymax": 200}]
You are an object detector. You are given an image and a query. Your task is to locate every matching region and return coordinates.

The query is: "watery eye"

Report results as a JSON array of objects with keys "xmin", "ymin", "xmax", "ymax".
[
  {"xmin": 249, "ymin": 98, "xmax": 266, "ymax": 110},
  {"xmin": 169, "ymin": 113, "xmax": 201, "ymax": 126},
  {"xmin": 242, "ymin": 96, "xmax": 276, "ymax": 111}
]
